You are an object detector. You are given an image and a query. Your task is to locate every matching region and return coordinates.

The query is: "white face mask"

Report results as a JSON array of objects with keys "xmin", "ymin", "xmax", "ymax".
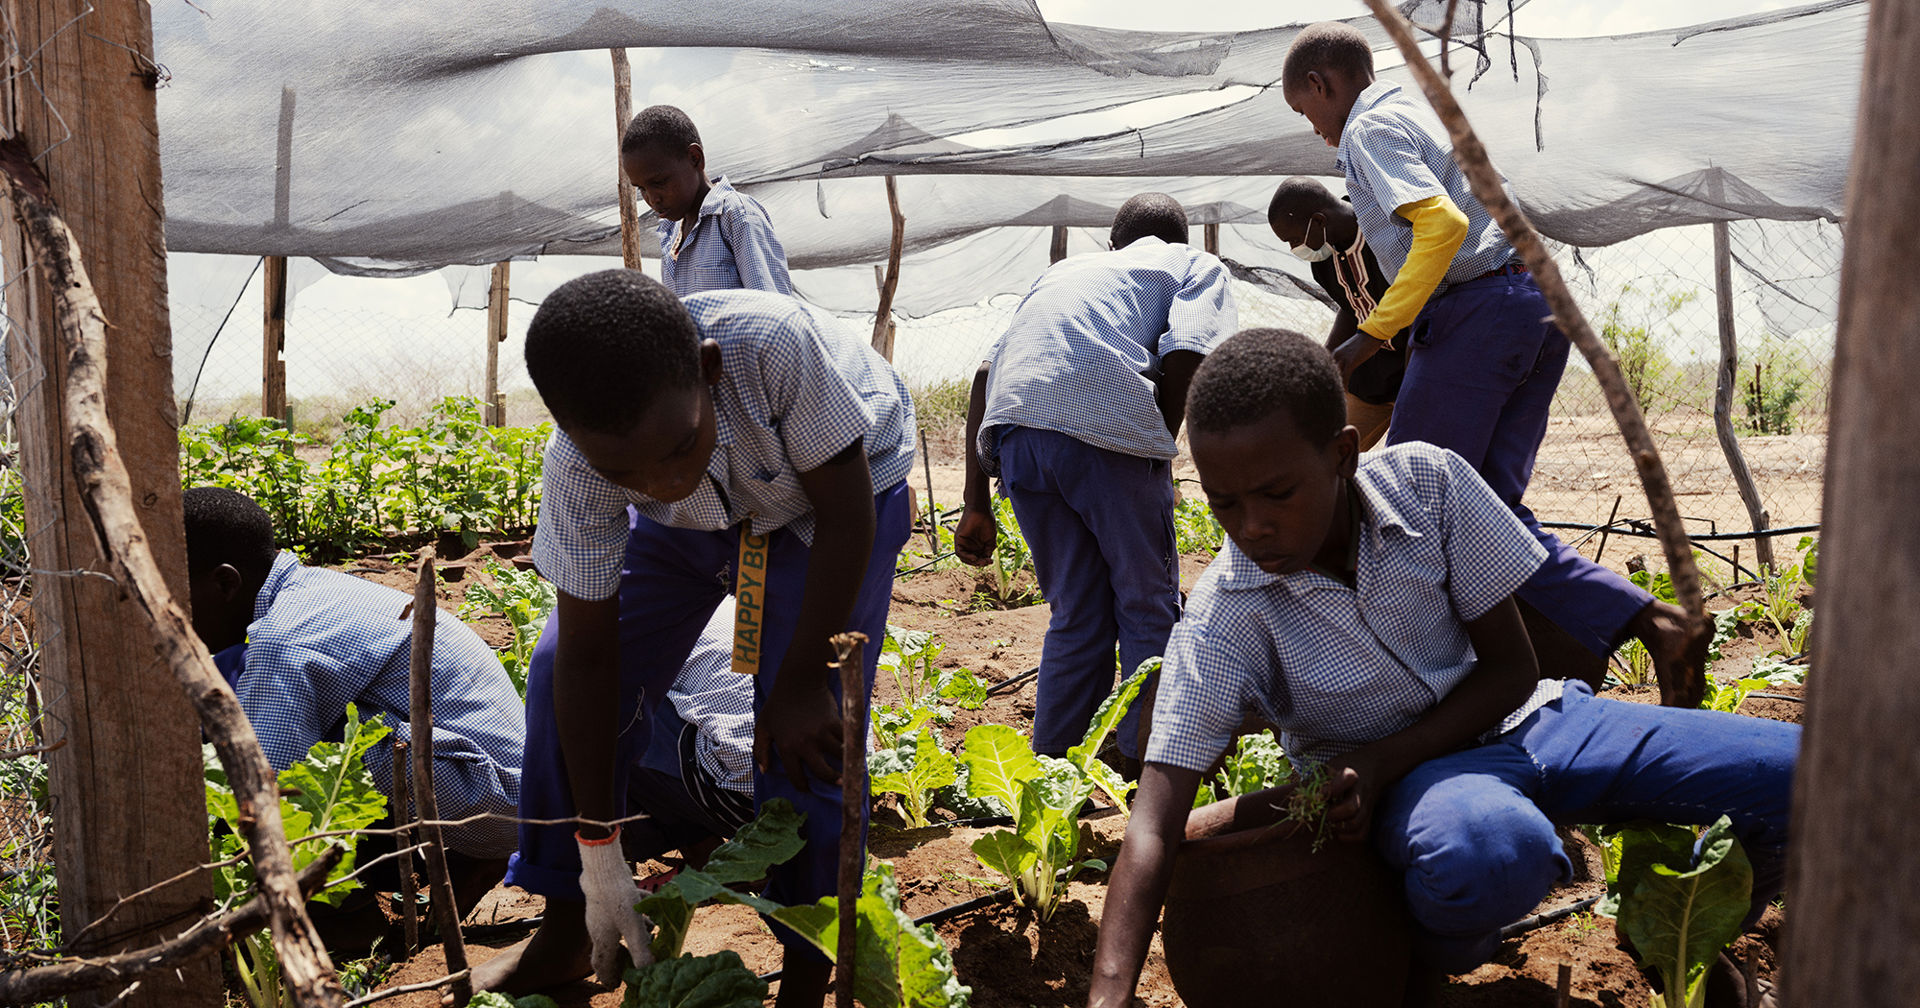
[{"xmin": 1289, "ymin": 216, "xmax": 1333, "ymax": 262}]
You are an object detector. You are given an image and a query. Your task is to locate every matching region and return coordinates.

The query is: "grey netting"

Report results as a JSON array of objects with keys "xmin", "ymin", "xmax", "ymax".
[{"xmin": 155, "ymin": 0, "xmax": 1860, "ymax": 313}]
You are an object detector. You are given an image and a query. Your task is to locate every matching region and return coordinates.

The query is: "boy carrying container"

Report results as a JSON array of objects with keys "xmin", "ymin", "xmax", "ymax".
[
  {"xmin": 476, "ymin": 271, "xmax": 914, "ymax": 1007},
  {"xmin": 1280, "ymin": 22, "xmax": 1706, "ymax": 706},
  {"xmin": 1086, "ymin": 329, "xmax": 1798, "ymax": 1005}
]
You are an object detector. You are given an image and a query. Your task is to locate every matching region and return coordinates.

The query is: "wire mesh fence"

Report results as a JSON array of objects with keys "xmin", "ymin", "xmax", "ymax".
[{"xmin": 172, "ymin": 220, "xmax": 1837, "ymax": 540}]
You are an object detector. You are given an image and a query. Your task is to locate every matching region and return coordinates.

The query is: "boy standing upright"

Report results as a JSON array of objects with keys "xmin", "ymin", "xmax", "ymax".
[
  {"xmin": 955, "ymin": 193, "xmax": 1236, "ymax": 762},
  {"xmin": 1280, "ymin": 23, "xmax": 1705, "ymax": 704},
  {"xmin": 622, "ymin": 104, "xmax": 792, "ymax": 297},
  {"xmin": 479, "ymin": 272, "xmax": 914, "ymax": 1007},
  {"xmin": 1087, "ymin": 329, "xmax": 1797, "ymax": 1005}
]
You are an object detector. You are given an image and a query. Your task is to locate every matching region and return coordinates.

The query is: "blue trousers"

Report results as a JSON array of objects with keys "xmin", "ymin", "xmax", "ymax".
[
  {"xmin": 1389, "ymin": 273, "xmax": 1651, "ymax": 656},
  {"xmin": 506, "ymin": 484, "xmax": 910, "ymax": 951},
  {"xmin": 1372, "ymin": 681, "xmax": 1799, "ymax": 972},
  {"xmin": 997, "ymin": 427, "xmax": 1178, "ymax": 757}
]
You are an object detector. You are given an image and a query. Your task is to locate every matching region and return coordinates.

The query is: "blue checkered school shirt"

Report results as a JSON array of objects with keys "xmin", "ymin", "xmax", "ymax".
[
  {"xmin": 1337, "ymin": 80, "xmax": 1516, "ymax": 291},
  {"xmin": 533, "ymin": 290, "xmax": 917, "ymax": 602},
  {"xmin": 670, "ymin": 599, "xmax": 756, "ymax": 796},
  {"xmin": 976, "ymin": 237, "xmax": 1237, "ymax": 475},
  {"xmin": 658, "ymin": 176, "xmax": 794, "ymax": 298},
  {"xmin": 1144, "ymin": 443, "xmax": 1560, "ymax": 773},
  {"xmin": 234, "ymin": 553, "xmax": 526, "ymax": 857}
]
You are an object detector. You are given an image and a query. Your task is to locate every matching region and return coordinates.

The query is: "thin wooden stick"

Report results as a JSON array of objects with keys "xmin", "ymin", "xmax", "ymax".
[
  {"xmin": 611, "ymin": 48, "xmax": 645, "ymax": 272},
  {"xmin": 0, "ymin": 851, "xmax": 339, "ymax": 1004},
  {"xmin": 1710, "ymin": 214, "xmax": 1775, "ymax": 573},
  {"xmin": 390, "ymin": 738, "xmax": 419, "ymax": 953},
  {"xmin": 1357, "ymin": 2, "xmax": 1708, "ymax": 634},
  {"xmin": 407, "ymin": 550, "xmax": 470, "ymax": 1005},
  {"xmin": 0, "ymin": 135, "xmax": 347, "ymax": 1008},
  {"xmin": 833, "ymin": 631, "xmax": 870, "ymax": 1008},
  {"xmin": 1554, "ymin": 962, "xmax": 1571, "ymax": 1008},
  {"xmin": 919, "ymin": 428, "xmax": 939, "ymax": 558},
  {"xmin": 1593, "ymin": 494, "xmax": 1624, "ymax": 564},
  {"xmin": 871, "ymin": 176, "xmax": 905, "ymax": 355}
]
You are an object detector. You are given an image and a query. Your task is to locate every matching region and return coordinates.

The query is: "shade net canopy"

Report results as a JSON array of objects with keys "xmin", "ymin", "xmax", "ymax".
[{"xmin": 154, "ymin": 0, "xmax": 1859, "ymax": 314}]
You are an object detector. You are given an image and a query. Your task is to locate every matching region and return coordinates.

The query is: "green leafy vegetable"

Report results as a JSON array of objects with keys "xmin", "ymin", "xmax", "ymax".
[
  {"xmin": 871, "ymin": 730, "xmax": 959, "ymax": 829},
  {"xmin": 459, "ymin": 560, "xmax": 558, "ymax": 698},
  {"xmin": 637, "ymin": 799, "xmax": 806, "ymax": 960},
  {"xmin": 772, "ymin": 862, "xmax": 972, "ymax": 1008},
  {"xmin": 1604, "ymin": 818, "xmax": 1755, "ymax": 1008},
  {"xmin": 469, "ymin": 993, "xmax": 561, "ymax": 1008},
  {"xmin": 621, "ymin": 951, "xmax": 766, "ymax": 1008}
]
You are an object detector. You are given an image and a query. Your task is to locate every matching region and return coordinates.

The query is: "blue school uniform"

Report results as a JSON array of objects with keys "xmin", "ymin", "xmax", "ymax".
[
  {"xmin": 229, "ymin": 553, "xmax": 526, "ymax": 858},
  {"xmin": 977, "ymin": 237, "xmax": 1236, "ymax": 756},
  {"xmin": 1148, "ymin": 443, "xmax": 1797, "ymax": 970},
  {"xmin": 512, "ymin": 290, "xmax": 914, "ymax": 953},
  {"xmin": 1338, "ymin": 79, "xmax": 1653, "ymax": 656},
  {"xmin": 657, "ymin": 176, "xmax": 793, "ymax": 298}
]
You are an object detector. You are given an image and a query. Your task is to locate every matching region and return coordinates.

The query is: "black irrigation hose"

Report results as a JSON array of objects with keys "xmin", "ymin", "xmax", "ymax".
[
  {"xmin": 1499, "ymin": 895, "xmax": 1601, "ymax": 939},
  {"xmin": 984, "ymin": 666, "xmax": 1040, "ymax": 697},
  {"xmin": 1541, "ymin": 519, "xmax": 1821, "ymax": 544}
]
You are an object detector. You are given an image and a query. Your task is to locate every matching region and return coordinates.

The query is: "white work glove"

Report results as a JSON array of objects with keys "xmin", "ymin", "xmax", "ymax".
[{"xmin": 577, "ymin": 829, "xmax": 656, "ymax": 985}]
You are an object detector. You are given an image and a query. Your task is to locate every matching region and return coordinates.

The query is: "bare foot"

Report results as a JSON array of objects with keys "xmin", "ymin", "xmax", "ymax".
[
  {"xmin": 1631, "ymin": 601, "xmax": 1709, "ymax": 708},
  {"xmin": 460, "ymin": 901, "xmax": 593, "ymax": 1002}
]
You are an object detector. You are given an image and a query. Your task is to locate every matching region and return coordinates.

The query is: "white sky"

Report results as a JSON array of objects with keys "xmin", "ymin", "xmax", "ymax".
[{"xmin": 169, "ymin": 1, "xmax": 1826, "ymax": 408}]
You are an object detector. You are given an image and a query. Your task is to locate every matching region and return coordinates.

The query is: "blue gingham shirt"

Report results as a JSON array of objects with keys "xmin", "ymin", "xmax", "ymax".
[
  {"xmin": 1145, "ymin": 443, "xmax": 1558, "ymax": 773},
  {"xmin": 977, "ymin": 237, "xmax": 1237, "ymax": 475},
  {"xmin": 669, "ymin": 599, "xmax": 756, "ymax": 795},
  {"xmin": 234, "ymin": 553, "xmax": 526, "ymax": 857},
  {"xmin": 657, "ymin": 176, "xmax": 793, "ymax": 298},
  {"xmin": 533, "ymin": 290, "xmax": 916, "ymax": 601},
  {"xmin": 1337, "ymin": 80, "xmax": 1516, "ymax": 291}
]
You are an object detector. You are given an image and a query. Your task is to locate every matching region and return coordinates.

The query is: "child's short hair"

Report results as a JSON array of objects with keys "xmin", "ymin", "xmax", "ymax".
[
  {"xmin": 1282, "ymin": 21, "xmax": 1374, "ymax": 90},
  {"xmin": 621, "ymin": 104, "xmax": 702, "ymax": 158},
  {"xmin": 1187, "ymin": 328, "xmax": 1347, "ymax": 444},
  {"xmin": 182, "ymin": 486, "xmax": 278, "ymax": 591},
  {"xmin": 1267, "ymin": 176, "xmax": 1343, "ymax": 222},
  {"xmin": 1111, "ymin": 192, "xmax": 1189, "ymax": 249},
  {"xmin": 524, "ymin": 269, "xmax": 703, "ymax": 435}
]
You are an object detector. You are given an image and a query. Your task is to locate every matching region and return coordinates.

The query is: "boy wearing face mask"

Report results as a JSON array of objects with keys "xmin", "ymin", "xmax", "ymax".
[{"xmin": 1267, "ymin": 176, "xmax": 1407, "ymax": 450}]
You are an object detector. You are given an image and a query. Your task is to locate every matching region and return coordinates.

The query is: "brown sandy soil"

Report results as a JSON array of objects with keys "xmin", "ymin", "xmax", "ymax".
[{"xmin": 360, "ymin": 463, "xmax": 1809, "ymax": 1006}]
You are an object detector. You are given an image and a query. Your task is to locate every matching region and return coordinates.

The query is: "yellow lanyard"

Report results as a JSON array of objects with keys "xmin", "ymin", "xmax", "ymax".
[{"xmin": 731, "ymin": 519, "xmax": 769, "ymax": 675}]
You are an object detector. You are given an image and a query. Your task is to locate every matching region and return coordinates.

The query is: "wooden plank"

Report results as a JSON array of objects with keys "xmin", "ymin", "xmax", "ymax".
[
  {"xmin": 1709, "ymin": 219, "xmax": 1773, "ymax": 572},
  {"xmin": 485, "ymin": 260, "xmax": 509, "ymax": 426},
  {"xmin": 611, "ymin": 48, "xmax": 645, "ymax": 271},
  {"xmin": 0, "ymin": 0, "xmax": 217, "ymax": 1003},
  {"xmin": 262, "ymin": 254, "xmax": 288, "ymax": 421},
  {"xmin": 1786, "ymin": 0, "xmax": 1920, "ymax": 1002}
]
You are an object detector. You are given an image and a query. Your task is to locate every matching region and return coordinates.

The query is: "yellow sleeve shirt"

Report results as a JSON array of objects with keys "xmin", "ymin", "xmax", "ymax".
[{"xmin": 1357, "ymin": 195, "xmax": 1469, "ymax": 344}]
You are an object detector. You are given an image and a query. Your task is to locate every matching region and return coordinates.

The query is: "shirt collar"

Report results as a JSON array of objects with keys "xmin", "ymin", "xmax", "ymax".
[
  {"xmin": 695, "ymin": 175, "xmax": 736, "ymax": 221},
  {"xmin": 1213, "ymin": 464, "xmax": 1422, "ymax": 594},
  {"xmin": 251, "ymin": 551, "xmax": 301, "ymax": 623}
]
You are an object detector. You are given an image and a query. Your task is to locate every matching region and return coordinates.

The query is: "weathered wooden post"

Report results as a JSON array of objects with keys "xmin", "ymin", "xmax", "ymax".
[
  {"xmin": 0, "ymin": 1, "xmax": 216, "ymax": 1003},
  {"xmin": 612, "ymin": 48, "xmax": 645, "ymax": 271},
  {"xmin": 1784, "ymin": 0, "xmax": 1920, "ymax": 1001},
  {"xmin": 871, "ymin": 176, "xmax": 904, "ymax": 360},
  {"xmin": 485, "ymin": 261, "xmax": 510, "ymax": 426}
]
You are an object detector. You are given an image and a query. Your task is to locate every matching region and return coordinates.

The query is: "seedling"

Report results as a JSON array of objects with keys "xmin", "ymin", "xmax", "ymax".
[
  {"xmin": 988, "ymin": 496, "xmax": 1037, "ymax": 605},
  {"xmin": 871, "ymin": 729, "xmax": 959, "ymax": 829},
  {"xmin": 1591, "ymin": 818, "xmax": 1755, "ymax": 1008},
  {"xmin": 459, "ymin": 559, "xmax": 558, "ymax": 698}
]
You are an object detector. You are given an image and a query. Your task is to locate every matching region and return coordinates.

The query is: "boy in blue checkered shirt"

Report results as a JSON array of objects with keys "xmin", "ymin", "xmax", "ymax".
[
  {"xmin": 956, "ymin": 193, "xmax": 1236, "ymax": 764},
  {"xmin": 622, "ymin": 104, "xmax": 792, "ymax": 298},
  {"xmin": 182, "ymin": 486, "xmax": 525, "ymax": 913},
  {"xmin": 479, "ymin": 270, "xmax": 913, "ymax": 1005},
  {"xmin": 1280, "ymin": 22, "xmax": 1708, "ymax": 710},
  {"xmin": 1086, "ymin": 329, "xmax": 1798, "ymax": 1006}
]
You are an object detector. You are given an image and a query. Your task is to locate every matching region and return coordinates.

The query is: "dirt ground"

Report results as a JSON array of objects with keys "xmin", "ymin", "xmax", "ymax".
[{"xmin": 359, "ymin": 500, "xmax": 1807, "ymax": 1007}]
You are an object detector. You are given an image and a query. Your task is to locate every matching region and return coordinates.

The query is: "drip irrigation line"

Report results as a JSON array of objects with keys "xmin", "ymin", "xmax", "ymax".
[
  {"xmin": 1543, "ymin": 519, "xmax": 1820, "ymax": 544},
  {"xmin": 985, "ymin": 666, "xmax": 1040, "ymax": 696},
  {"xmin": 897, "ymin": 551, "xmax": 956, "ymax": 577},
  {"xmin": 1499, "ymin": 895, "xmax": 1600, "ymax": 939}
]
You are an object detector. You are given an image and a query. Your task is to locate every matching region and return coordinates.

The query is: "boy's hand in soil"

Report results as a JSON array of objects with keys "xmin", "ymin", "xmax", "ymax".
[{"xmin": 954, "ymin": 507, "xmax": 996, "ymax": 566}]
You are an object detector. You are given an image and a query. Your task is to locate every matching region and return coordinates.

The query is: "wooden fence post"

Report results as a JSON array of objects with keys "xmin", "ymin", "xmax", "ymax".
[
  {"xmin": 262, "ymin": 254, "xmax": 288, "ymax": 422},
  {"xmin": 1709, "ymin": 200, "xmax": 1773, "ymax": 572},
  {"xmin": 611, "ymin": 48, "xmax": 645, "ymax": 272},
  {"xmin": 0, "ymin": 0, "xmax": 218, "ymax": 1003},
  {"xmin": 485, "ymin": 261, "xmax": 510, "ymax": 426},
  {"xmin": 1203, "ymin": 222, "xmax": 1220, "ymax": 256},
  {"xmin": 871, "ymin": 176, "xmax": 903, "ymax": 359},
  {"xmin": 1049, "ymin": 224, "xmax": 1068, "ymax": 264},
  {"xmin": 1784, "ymin": 0, "xmax": 1920, "ymax": 1002}
]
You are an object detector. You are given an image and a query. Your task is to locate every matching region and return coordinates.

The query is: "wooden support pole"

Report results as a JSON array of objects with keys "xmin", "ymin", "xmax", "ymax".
[
  {"xmin": 833, "ymin": 632, "xmax": 870, "ymax": 1008},
  {"xmin": 1203, "ymin": 222, "xmax": 1220, "ymax": 257},
  {"xmin": 1049, "ymin": 225, "xmax": 1068, "ymax": 264},
  {"xmin": 0, "ymin": 131, "xmax": 343, "ymax": 1007},
  {"xmin": 1362, "ymin": 0, "xmax": 1708, "ymax": 707},
  {"xmin": 1709, "ymin": 218, "xmax": 1774, "ymax": 572},
  {"xmin": 0, "ymin": 1, "xmax": 222, "ymax": 1002},
  {"xmin": 408, "ymin": 551, "xmax": 471, "ymax": 1005},
  {"xmin": 611, "ymin": 48, "xmax": 645, "ymax": 272},
  {"xmin": 263, "ymin": 254, "xmax": 288, "ymax": 422},
  {"xmin": 871, "ymin": 176, "xmax": 904, "ymax": 359},
  {"xmin": 484, "ymin": 261, "xmax": 510, "ymax": 427},
  {"xmin": 391, "ymin": 738, "xmax": 419, "ymax": 953},
  {"xmin": 1785, "ymin": 0, "xmax": 1920, "ymax": 1001}
]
